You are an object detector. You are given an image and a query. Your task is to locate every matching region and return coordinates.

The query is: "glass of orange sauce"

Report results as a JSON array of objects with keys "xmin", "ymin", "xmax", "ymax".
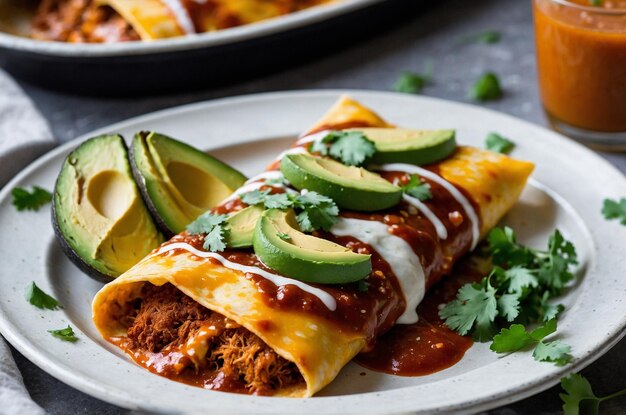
[{"xmin": 533, "ymin": 0, "xmax": 626, "ymax": 150}]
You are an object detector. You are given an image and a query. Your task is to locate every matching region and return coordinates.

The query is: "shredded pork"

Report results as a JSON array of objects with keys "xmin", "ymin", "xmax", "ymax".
[
  {"xmin": 31, "ymin": 0, "xmax": 139, "ymax": 43},
  {"xmin": 124, "ymin": 283, "xmax": 303, "ymax": 395}
]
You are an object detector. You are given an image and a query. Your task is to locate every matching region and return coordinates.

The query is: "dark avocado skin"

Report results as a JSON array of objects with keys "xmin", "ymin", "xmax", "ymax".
[
  {"xmin": 129, "ymin": 132, "xmax": 176, "ymax": 238},
  {"xmin": 51, "ymin": 194, "xmax": 113, "ymax": 283},
  {"xmin": 51, "ymin": 135, "xmax": 125, "ymax": 283}
]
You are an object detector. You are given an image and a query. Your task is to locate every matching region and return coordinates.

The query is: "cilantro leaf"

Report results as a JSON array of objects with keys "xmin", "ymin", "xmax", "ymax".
[
  {"xmin": 439, "ymin": 278, "xmax": 497, "ymax": 339},
  {"xmin": 485, "ymin": 132, "xmax": 515, "ymax": 154},
  {"xmin": 393, "ymin": 72, "xmax": 429, "ymax": 94},
  {"xmin": 461, "ymin": 30, "xmax": 501, "ymax": 44},
  {"xmin": 401, "ymin": 174, "xmax": 432, "ymax": 201},
  {"xmin": 590, "ymin": 0, "xmax": 604, "ymax": 6},
  {"xmin": 294, "ymin": 191, "xmax": 339, "ymax": 232},
  {"xmin": 393, "ymin": 61, "xmax": 434, "ymax": 94},
  {"xmin": 25, "ymin": 282, "xmax": 62, "ymax": 310},
  {"xmin": 239, "ymin": 189, "xmax": 339, "ymax": 232},
  {"xmin": 186, "ymin": 212, "xmax": 229, "ymax": 252},
  {"xmin": 533, "ymin": 339, "xmax": 572, "ymax": 365},
  {"xmin": 203, "ymin": 225, "xmax": 227, "ymax": 252},
  {"xmin": 312, "ymin": 131, "xmax": 376, "ymax": 167},
  {"xmin": 11, "ymin": 186, "xmax": 52, "ymax": 212},
  {"xmin": 240, "ymin": 189, "xmax": 271, "ymax": 206},
  {"xmin": 490, "ymin": 324, "xmax": 534, "ymax": 353},
  {"xmin": 529, "ymin": 317, "xmax": 557, "ymax": 341},
  {"xmin": 504, "ymin": 266, "xmax": 538, "ymax": 294},
  {"xmin": 602, "ymin": 198, "xmax": 626, "ymax": 225},
  {"xmin": 263, "ymin": 193, "xmax": 293, "ymax": 209},
  {"xmin": 497, "ymin": 294, "xmax": 520, "ymax": 322},
  {"xmin": 558, "ymin": 373, "xmax": 626, "ymax": 415},
  {"xmin": 468, "ymin": 72, "xmax": 503, "ymax": 102},
  {"xmin": 48, "ymin": 325, "xmax": 78, "ymax": 342}
]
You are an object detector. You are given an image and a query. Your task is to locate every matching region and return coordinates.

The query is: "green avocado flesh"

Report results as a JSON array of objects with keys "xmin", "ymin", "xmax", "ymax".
[
  {"xmin": 53, "ymin": 135, "xmax": 163, "ymax": 280},
  {"xmin": 225, "ymin": 205, "xmax": 265, "ymax": 248},
  {"xmin": 130, "ymin": 132, "xmax": 247, "ymax": 236},
  {"xmin": 280, "ymin": 153, "xmax": 402, "ymax": 212},
  {"xmin": 346, "ymin": 128, "xmax": 456, "ymax": 166},
  {"xmin": 253, "ymin": 209, "xmax": 371, "ymax": 284}
]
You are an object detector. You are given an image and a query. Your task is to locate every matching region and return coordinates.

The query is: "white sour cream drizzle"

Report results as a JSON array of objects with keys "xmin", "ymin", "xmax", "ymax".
[
  {"xmin": 157, "ymin": 242, "xmax": 337, "ymax": 311},
  {"xmin": 294, "ymin": 130, "xmax": 332, "ymax": 146},
  {"xmin": 402, "ymin": 194, "xmax": 448, "ymax": 240},
  {"xmin": 273, "ymin": 146, "xmax": 309, "ymax": 162},
  {"xmin": 162, "ymin": 0, "xmax": 196, "ymax": 34},
  {"xmin": 244, "ymin": 171, "xmax": 285, "ymax": 185},
  {"xmin": 221, "ymin": 173, "xmax": 296, "ymax": 203},
  {"xmin": 377, "ymin": 163, "xmax": 480, "ymax": 249},
  {"xmin": 331, "ymin": 218, "xmax": 424, "ymax": 324}
]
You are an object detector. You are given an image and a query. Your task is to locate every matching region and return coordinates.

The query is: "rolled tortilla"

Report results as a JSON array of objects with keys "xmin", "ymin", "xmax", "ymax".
[{"xmin": 93, "ymin": 96, "xmax": 534, "ymax": 397}]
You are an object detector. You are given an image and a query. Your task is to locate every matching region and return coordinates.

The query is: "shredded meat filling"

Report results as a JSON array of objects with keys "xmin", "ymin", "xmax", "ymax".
[
  {"xmin": 124, "ymin": 283, "xmax": 304, "ymax": 395},
  {"xmin": 31, "ymin": 0, "xmax": 139, "ymax": 43}
]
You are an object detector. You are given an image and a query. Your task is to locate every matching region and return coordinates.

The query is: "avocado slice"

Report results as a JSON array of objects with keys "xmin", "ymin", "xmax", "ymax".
[
  {"xmin": 130, "ymin": 132, "xmax": 247, "ymax": 236},
  {"xmin": 280, "ymin": 153, "xmax": 402, "ymax": 212},
  {"xmin": 253, "ymin": 209, "xmax": 371, "ymax": 284},
  {"xmin": 52, "ymin": 135, "xmax": 164, "ymax": 282},
  {"xmin": 225, "ymin": 205, "xmax": 265, "ymax": 248},
  {"xmin": 346, "ymin": 128, "xmax": 456, "ymax": 166}
]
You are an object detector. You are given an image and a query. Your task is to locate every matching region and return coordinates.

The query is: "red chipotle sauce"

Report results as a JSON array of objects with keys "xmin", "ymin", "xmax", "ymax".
[{"xmin": 355, "ymin": 258, "xmax": 485, "ymax": 376}]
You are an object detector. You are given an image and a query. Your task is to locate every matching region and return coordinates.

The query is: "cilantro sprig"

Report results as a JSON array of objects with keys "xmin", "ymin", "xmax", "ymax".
[
  {"xmin": 310, "ymin": 131, "xmax": 376, "ymax": 167},
  {"xmin": 400, "ymin": 174, "xmax": 432, "ymax": 201},
  {"xmin": 241, "ymin": 189, "xmax": 339, "ymax": 232},
  {"xmin": 485, "ymin": 132, "xmax": 515, "ymax": 154},
  {"xmin": 440, "ymin": 227, "xmax": 578, "ymax": 364},
  {"xmin": 25, "ymin": 282, "xmax": 62, "ymax": 310},
  {"xmin": 490, "ymin": 318, "xmax": 572, "ymax": 365},
  {"xmin": 461, "ymin": 30, "xmax": 501, "ymax": 44},
  {"xmin": 469, "ymin": 72, "xmax": 503, "ymax": 102},
  {"xmin": 561, "ymin": 373, "xmax": 626, "ymax": 415},
  {"xmin": 11, "ymin": 186, "xmax": 52, "ymax": 212},
  {"xmin": 602, "ymin": 198, "xmax": 626, "ymax": 225},
  {"xmin": 393, "ymin": 62, "xmax": 434, "ymax": 95},
  {"xmin": 48, "ymin": 325, "xmax": 78, "ymax": 342},
  {"xmin": 186, "ymin": 212, "xmax": 229, "ymax": 252}
]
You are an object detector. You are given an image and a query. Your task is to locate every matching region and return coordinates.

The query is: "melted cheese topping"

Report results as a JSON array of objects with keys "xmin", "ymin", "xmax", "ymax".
[
  {"xmin": 330, "ymin": 218, "xmax": 425, "ymax": 324},
  {"xmin": 157, "ymin": 243, "xmax": 337, "ymax": 310},
  {"xmin": 162, "ymin": 0, "xmax": 196, "ymax": 34}
]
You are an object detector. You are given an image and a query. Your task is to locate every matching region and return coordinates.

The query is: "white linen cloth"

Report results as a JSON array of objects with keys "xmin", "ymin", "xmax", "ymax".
[{"xmin": 0, "ymin": 68, "xmax": 55, "ymax": 415}]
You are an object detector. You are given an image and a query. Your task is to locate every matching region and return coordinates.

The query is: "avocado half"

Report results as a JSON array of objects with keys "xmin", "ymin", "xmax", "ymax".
[
  {"xmin": 52, "ymin": 135, "xmax": 164, "ymax": 282},
  {"xmin": 130, "ymin": 132, "xmax": 247, "ymax": 237}
]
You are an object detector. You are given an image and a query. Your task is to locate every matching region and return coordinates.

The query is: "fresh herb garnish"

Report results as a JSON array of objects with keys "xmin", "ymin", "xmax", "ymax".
[
  {"xmin": 240, "ymin": 190, "xmax": 339, "ymax": 232},
  {"xmin": 186, "ymin": 212, "xmax": 229, "ymax": 252},
  {"xmin": 393, "ymin": 61, "xmax": 434, "ymax": 94},
  {"xmin": 590, "ymin": 0, "xmax": 604, "ymax": 6},
  {"xmin": 25, "ymin": 282, "xmax": 62, "ymax": 310},
  {"xmin": 602, "ymin": 198, "xmax": 626, "ymax": 225},
  {"xmin": 11, "ymin": 186, "xmax": 52, "ymax": 212},
  {"xmin": 461, "ymin": 30, "xmax": 501, "ymax": 44},
  {"xmin": 485, "ymin": 132, "xmax": 516, "ymax": 154},
  {"xmin": 310, "ymin": 131, "xmax": 376, "ymax": 167},
  {"xmin": 401, "ymin": 174, "xmax": 432, "ymax": 201},
  {"xmin": 358, "ymin": 279, "xmax": 370, "ymax": 293},
  {"xmin": 561, "ymin": 373, "xmax": 626, "ymax": 415},
  {"xmin": 440, "ymin": 227, "xmax": 577, "ymax": 363},
  {"xmin": 468, "ymin": 72, "xmax": 503, "ymax": 102},
  {"xmin": 48, "ymin": 325, "xmax": 78, "ymax": 342},
  {"xmin": 490, "ymin": 318, "xmax": 572, "ymax": 365}
]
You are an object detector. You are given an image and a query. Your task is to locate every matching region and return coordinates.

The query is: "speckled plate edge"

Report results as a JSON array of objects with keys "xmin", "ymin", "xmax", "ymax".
[
  {"xmin": 0, "ymin": 90, "xmax": 625, "ymax": 415},
  {"xmin": 0, "ymin": 0, "xmax": 385, "ymax": 57}
]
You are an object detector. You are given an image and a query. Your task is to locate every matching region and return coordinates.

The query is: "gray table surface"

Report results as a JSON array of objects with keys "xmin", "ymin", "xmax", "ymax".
[{"xmin": 5, "ymin": 0, "xmax": 626, "ymax": 413}]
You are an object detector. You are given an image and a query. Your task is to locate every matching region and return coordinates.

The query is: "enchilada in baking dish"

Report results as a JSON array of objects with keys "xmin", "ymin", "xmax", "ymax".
[
  {"xmin": 91, "ymin": 96, "xmax": 534, "ymax": 397},
  {"xmin": 30, "ymin": 0, "xmax": 335, "ymax": 42}
]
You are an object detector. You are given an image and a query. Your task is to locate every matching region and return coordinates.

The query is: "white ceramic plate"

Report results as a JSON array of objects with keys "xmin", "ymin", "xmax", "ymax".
[
  {"xmin": 1, "ymin": 91, "xmax": 625, "ymax": 415},
  {"xmin": 0, "ymin": 0, "xmax": 384, "ymax": 57}
]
